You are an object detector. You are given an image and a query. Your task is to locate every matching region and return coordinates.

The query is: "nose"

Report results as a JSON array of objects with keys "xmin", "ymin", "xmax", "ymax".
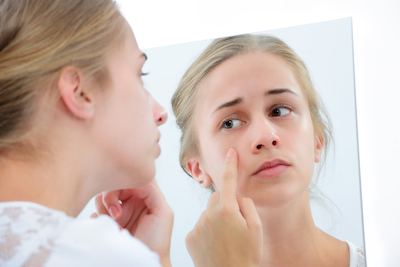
[
  {"xmin": 149, "ymin": 93, "xmax": 168, "ymax": 126},
  {"xmin": 251, "ymin": 119, "xmax": 281, "ymax": 154}
]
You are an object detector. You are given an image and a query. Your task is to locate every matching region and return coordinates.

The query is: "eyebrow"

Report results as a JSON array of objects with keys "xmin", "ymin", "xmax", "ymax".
[
  {"xmin": 212, "ymin": 88, "xmax": 299, "ymax": 115},
  {"xmin": 212, "ymin": 97, "xmax": 244, "ymax": 115},
  {"xmin": 266, "ymin": 88, "xmax": 299, "ymax": 97}
]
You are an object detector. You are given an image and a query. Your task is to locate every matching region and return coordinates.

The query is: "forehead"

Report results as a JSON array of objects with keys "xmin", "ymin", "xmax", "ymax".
[
  {"xmin": 120, "ymin": 26, "xmax": 140, "ymax": 56},
  {"xmin": 197, "ymin": 51, "xmax": 304, "ymax": 108},
  {"xmin": 108, "ymin": 25, "xmax": 143, "ymax": 66},
  {"xmin": 126, "ymin": 27, "xmax": 140, "ymax": 53}
]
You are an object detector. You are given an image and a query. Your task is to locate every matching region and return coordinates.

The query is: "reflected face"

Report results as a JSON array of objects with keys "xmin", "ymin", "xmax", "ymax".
[
  {"xmin": 193, "ymin": 51, "xmax": 322, "ymax": 207},
  {"xmin": 95, "ymin": 25, "xmax": 167, "ymax": 188}
]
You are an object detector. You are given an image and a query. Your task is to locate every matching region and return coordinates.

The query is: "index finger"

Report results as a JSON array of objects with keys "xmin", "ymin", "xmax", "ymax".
[{"xmin": 219, "ymin": 148, "xmax": 238, "ymax": 206}]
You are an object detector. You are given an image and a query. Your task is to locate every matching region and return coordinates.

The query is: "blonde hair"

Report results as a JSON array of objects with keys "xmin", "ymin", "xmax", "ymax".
[
  {"xmin": 171, "ymin": 34, "xmax": 333, "ymax": 191},
  {"xmin": 0, "ymin": 0, "xmax": 125, "ymax": 153}
]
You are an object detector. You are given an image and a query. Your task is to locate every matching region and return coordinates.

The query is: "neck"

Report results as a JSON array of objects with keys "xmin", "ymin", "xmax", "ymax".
[
  {"xmin": 0, "ymin": 109, "xmax": 106, "ymax": 217},
  {"xmin": 256, "ymin": 192, "xmax": 347, "ymax": 267},
  {"xmin": 0, "ymin": 147, "xmax": 94, "ymax": 217}
]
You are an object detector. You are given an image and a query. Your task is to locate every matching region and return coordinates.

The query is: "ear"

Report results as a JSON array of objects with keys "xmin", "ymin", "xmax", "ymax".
[
  {"xmin": 58, "ymin": 66, "xmax": 94, "ymax": 120},
  {"xmin": 187, "ymin": 158, "xmax": 212, "ymax": 187},
  {"xmin": 314, "ymin": 133, "xmax": 324, "ymax": 163}
]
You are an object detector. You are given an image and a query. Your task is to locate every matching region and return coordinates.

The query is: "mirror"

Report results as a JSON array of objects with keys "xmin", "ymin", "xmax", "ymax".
[
  {"xmin": 78, "ymin": 17, "xmax": 364, "ymax": 267},
  {"xmin": 144, "ymin": 17, "xmax": 364, "ymax": 266}
]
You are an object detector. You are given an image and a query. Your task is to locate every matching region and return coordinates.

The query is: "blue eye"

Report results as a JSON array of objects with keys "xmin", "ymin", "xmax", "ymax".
[
  {"xmin": 222, "ymin": 119, "xmax": 241, "ymax": 129},
  {"xmin": 270, "ymin": 107, "xmax": 291, "ymax": 117}
]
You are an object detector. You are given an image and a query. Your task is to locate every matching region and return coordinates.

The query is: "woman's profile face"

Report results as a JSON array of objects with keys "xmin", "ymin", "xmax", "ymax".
[
  {"xmin": 93, "ymin": 25, "xmax": 167, "ymax": 189},
  {"xmin": 191, "ymin": 51, "xmax": 323, "ymax": 207}
]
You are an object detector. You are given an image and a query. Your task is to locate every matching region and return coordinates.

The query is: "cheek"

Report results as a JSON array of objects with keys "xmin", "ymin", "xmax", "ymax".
[
  {"xmin": 285, "ymin": 123, "xmax": 316, "ymax": 176},
  {"xmin": 200, "ymin": 138, "xmax": 226, "ymax": 184},
  {"xmin": 199, "ymin": 133, "xmax": 247, "ymax": 190}
]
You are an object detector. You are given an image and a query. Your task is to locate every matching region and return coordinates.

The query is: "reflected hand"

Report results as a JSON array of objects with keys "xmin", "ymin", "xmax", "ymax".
[
  {"xmin": 186, "ymin": 148, "xmax": 263, "ymax": 267},
  {"xmin": 92, "ymin": 180, "xmax": 173, "ymax": 267}
]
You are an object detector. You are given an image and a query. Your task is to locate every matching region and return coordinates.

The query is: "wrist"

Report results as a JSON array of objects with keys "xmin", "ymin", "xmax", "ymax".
[{"xmin": 160, "ymin": 255, "xmax": 172, "ymax": 267}]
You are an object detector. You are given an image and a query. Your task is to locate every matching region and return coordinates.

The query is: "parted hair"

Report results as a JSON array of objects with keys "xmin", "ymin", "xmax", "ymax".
[
  {"xmin": 171, "ymin": 34, "xmax": 333, "ymax": 192},
  {"xmin": 0, "ymin": 0, "xmax": 125, "ymax": 153}
]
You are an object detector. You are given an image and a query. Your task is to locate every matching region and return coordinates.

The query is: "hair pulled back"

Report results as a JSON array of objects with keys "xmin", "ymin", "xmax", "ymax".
[{"xmin": 0, "ymin": 0, "xmax": 125, "ymax": 152}]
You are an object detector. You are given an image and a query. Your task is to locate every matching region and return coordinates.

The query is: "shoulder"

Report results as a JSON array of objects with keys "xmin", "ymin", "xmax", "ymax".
[
  {"xmin": 345, "ymin": 241, "xmax": 366, "ymax": 267},
  {"xmin": 49, "ymin": 215, "xmax": 161, "ymax": 266},
  {"xmin": 0, "ymin": 201, "xmax": 74, "ymax": 266},
  {"xmin": 0, "ymin": 202, "xmax": 161, "ymax": 267}
]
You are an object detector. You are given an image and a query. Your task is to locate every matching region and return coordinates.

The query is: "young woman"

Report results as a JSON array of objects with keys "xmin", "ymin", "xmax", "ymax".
[
  {"xmin": 171, "ymin": 35, "xmax": 366, "ymax": 266},
  {"xmin": 0, "ymin": 0, "xmax": 173, "ymax": 266}
]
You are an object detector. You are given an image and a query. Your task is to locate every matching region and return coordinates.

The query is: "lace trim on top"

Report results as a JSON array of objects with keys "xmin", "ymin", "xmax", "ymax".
[
  {"xmin": 0, "ymin": 202, "xmax": 72, "ymax": 267},
  {"xmin": 346, "ymin": 241, "xmax": 366, "ymax": 267}
]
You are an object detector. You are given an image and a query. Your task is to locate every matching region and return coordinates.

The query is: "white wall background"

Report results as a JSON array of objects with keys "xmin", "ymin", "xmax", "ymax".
[{"xmin": 80, "ymin": 1, "xmax": 400, "ymax": 266}]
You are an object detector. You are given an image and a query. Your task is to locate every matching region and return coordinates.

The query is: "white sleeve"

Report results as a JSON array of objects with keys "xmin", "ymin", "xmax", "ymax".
[
  {"xmin": 346, "ymin": 241, "xmax": 366, "ymax": 267},
  {"xmin": 46, "ymin": 215, "xmax": 162, "ymax": 267}
]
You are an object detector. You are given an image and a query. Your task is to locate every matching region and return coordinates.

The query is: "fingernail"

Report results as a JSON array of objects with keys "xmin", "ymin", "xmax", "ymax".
[
  {"xmin": 108, "ymin": 205, "xmax": 119, "ymax": 219},
  {"xmin": 226, "ymin": 148, "xmax": 235, "ymax": 157}
]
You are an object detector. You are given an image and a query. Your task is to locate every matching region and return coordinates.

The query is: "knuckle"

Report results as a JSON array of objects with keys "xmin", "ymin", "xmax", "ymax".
[
  {"xmin": 236, "ymin": 197, "xmax": 245, "ymax": 204},
  {"xmin": 164, "ymin": 203, "xmax": 173, "ymax": 214},
  {"xmin": 238, "ymin": 197, "xmax": 251, "ymax": 205},
  {"xmin": 222, "ymin": 169, "xmax": 234, "ymax": 178},
  {"xmin": 94, "ymin": 194, "xmax": 103, "ymax": 204},
  {"xmin": 252, "ymin": 218, "xmax": 262, "ymax": 229},
  {"xmin": 185, "ymin": 232, "xmax": 194, "ymax": 247},
  {"xmin": 203, "ymin": 213, "xmax": 213, "ymax": 225},
  {"xmin": 219, "ymin": 205, "xmax": 233, "ymax": 218},
  {"xmin": 163, "ymin": 206, "xmax": 174, "ymax": 221}
]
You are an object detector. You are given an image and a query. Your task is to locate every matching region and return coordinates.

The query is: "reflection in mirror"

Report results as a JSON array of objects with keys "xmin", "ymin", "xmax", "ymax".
[{"xmin": 141, "ymin": 17, "xmax": 364, "ymax": 266}]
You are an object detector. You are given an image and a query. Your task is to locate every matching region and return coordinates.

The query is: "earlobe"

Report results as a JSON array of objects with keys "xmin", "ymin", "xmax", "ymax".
[
  {"xmin": 187, "ymin": 158, "xmax": 212, "ymax": 187},
  {"xmin": 314, "ymin": 133, "xmax": 324, "ymax": 163},
  {"xmin": 58, "ymin": 66, "xmax": 94, "ymax": 120}
]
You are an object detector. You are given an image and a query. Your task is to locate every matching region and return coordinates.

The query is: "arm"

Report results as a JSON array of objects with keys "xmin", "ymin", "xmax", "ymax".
[{"xmin": 186, "ymin": 148, "xmax": 263, "ymax": 267}]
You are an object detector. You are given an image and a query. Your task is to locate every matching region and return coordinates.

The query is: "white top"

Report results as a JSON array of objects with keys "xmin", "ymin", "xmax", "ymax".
[
  {"xmin": 346, "ymin": 241, "xmax": 366, "ymax": 267},
  {"xmin": 0, "ymin": 201, "xmax": 162, "ymax": 267}
]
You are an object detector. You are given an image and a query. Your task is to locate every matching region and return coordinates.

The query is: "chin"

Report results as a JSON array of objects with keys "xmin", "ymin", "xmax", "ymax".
[
  {"xmin": 133, "ymin": 177, "xmax": 154, "ymax": 188},
  {"xmin": 119, "ymin": 162, "xmax": 155, "ymax": 189},
  {"xmin": 136, "ymin": 166, "xmax": 156, "ymax": 186},
  {"xmin": 244, "ymin": 184, "xmax": 303, "ymax": 209}
]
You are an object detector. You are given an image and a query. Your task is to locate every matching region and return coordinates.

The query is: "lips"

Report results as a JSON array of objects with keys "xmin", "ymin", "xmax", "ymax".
[
  {"xmin": 252, "ymin": 159, "xmax": 290, "ymax": 178},
  {"xmin": 156, "ymin": 131, "xmax": 161, "ymax": 143}
]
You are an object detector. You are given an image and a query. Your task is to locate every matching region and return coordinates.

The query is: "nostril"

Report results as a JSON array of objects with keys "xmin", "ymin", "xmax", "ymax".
[
  {"xmin": 272, "ymin": 141, "xmax": 277, "ymax": 146},
  {"xmin": 156, "ymin": 111, "xmax": 168, "ymax": 125},
  {"xmin": 256, "ymin": 144, "xmax": 262, "ymax": 149}
]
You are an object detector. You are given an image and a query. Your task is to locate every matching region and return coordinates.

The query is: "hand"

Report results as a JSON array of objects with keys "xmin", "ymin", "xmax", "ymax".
[
  {"xmin": 92, "ymin": 179, "xmax": 173, "ymax": 267},
  {"xmin": 185, "ymin": 148, "xmax": 263, "ymax": 267}
]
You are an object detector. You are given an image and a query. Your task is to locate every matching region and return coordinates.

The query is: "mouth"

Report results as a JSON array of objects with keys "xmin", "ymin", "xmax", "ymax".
[
  {"xmin": 252, "ymin": 159, "xmax": 290, "ymax": 178},
  {"xmin": 156, "ymin": 131, "xmax": 161, "ymax": 143},
  {"xmin": 155, "ymin": 132, "xmax": 162, "ymax": 157}
]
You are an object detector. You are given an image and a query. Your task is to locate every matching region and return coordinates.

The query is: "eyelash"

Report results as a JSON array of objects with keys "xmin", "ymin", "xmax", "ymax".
[
  {"xmin": 219, "ymin": 104, "xmax": 294, "ymax": 130},
  {"xmin": 220, "ymin": 116, "xmax": 242, "ymax": 130},
  {"xmin": 269, "ymin": 104, "xmax": 294, "ymax": 116},
  {"xmin": 141, "ymin": 72, "xmax": 149, "ymax": 76}
]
